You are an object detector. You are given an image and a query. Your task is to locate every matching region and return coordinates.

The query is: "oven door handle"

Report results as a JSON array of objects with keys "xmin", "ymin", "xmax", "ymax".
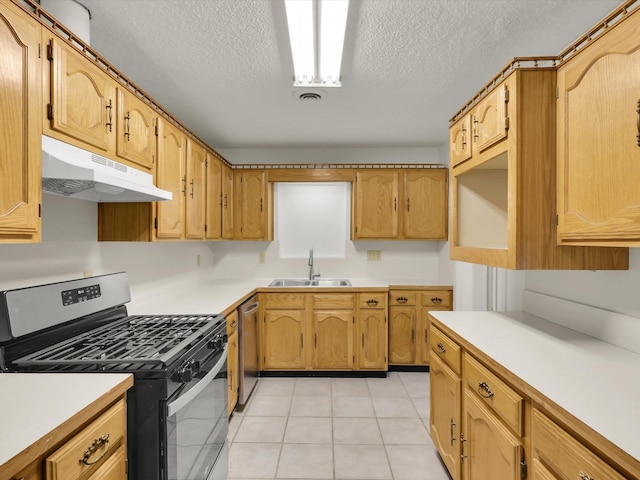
[{"xmin": 167, "ymin": 345, "xmax": 228, "ymax": 417}]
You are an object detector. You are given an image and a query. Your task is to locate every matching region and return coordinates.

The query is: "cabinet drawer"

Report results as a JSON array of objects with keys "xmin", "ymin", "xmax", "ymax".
[
  {"xmin": 429, "ymin": 326, "xmax": 460, "ymax": 374},
  {"xmin": 463, "ymin": 353, "xmax": 524, "ymax": 436},
  {"xmin": 46, "ymin": 399, "xmax": 126, "ymax": 480},
  {"xmin": 389, "ymin": 291, "xmax": 416, "ymax": 306},
  {"xmin": 358, "ymin": 292, "xmax": 387, "ymax": 309},
  {"xmin": 532, "ymin": 409, "xmax": 626, "ymax": 480},
  {"xmin": 263, "ymin": 293, "xmax": 306, "ymax": 309},
  {"xmin": 226, "ymin": 311, "xmax": 238, "ymax": 335},
  {"xmin": 421, "ymin": 291, "xmax": 452, "ymax": 308},
  {"xmin": 312, "ymin": 294, "xmax": 353, "ymax": 309}
]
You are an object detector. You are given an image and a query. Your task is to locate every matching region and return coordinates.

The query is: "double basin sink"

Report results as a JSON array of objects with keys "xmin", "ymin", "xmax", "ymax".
[{"xmin": 269, "ymin": 278, "xmax": 352, "ymax": 287}]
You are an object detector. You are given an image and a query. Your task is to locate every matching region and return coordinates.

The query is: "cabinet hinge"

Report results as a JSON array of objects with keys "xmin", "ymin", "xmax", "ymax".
[
  {"xmin": 46, "ymin": 40, "xmax": 53, "ymax": 61},
  {"xmin": 47, "ymin": 104, "xmax": 53, "ymax": 120},
  {"xmin": 154, "ymin": 218, "xmax": 158, "ymax": 229},
  {"xmin": 505, "ymin": 117, "xmax": 510, "ymax": 130},
  {"xmin": 504, "ymin": 84, "xmax": 509, "ymax": 103},
  {"xmin": 155, "ymin": 125, "xmax": 159, "ymax": 136},
  {"xmin": 556, "ymin": 86, "xmax": 559, "ymax": 99},
  {"xmin": 520, "ymin": 459, "xmax": 527, "ymax": 480}
]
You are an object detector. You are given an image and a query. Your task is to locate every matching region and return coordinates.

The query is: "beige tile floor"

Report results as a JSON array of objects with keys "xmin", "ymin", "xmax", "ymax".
[{"xmin": 228, "ymin": 371, "xmax": 451, "ymax": 480}]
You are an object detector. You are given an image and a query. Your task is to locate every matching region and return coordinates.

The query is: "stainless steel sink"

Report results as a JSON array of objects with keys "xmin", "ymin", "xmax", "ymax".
[{"xmin": 269, "ymin": 278, "xmax": 351, "ymax": 287}]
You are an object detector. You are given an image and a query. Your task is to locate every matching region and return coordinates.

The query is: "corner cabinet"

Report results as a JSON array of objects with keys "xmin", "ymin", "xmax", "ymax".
[
  {"xmin": 234, "ymin": 171, "xmax": 272, "ymax": 240},
  {"xmin": 449, "ymin": 67, "xmax": 628, "ymax": 269},
  {"xmin": 353, "ymin": 169, "xmax": 448, "ymax": 240},
  {"xmin": 0, "ymin": 0, "xmax": 42, "ymax": 243},
  {"xmin": 556, "ymin": 7, "xmax": 640, "ymax": 246}
]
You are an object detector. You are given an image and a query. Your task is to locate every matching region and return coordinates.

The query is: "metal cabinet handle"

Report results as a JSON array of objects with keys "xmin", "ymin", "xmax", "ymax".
[
  {"xmin": 314, "ymin": 333, "xmax": 317, "ymax": 348},
  {"xmin": 460, "ymin": 433, "xmax": 467, "ymax": 463},
  {"xmin": 219, "ymin": 193, "xmax": 223, "ymax": 207},
  {"xmin": 424, "ymin": 330, "xmax": 428, "ymax": 343},
  {"xmin": 431, "ymin": 297, "xmax": 443, "ymax": 305},
  {"xmin": 366, "ymin": 299, "xmax": 378, "ymax": 306},
  {"xmin": 396, "ymin": 297, "xmax": 408, "ymax": 304},
  {"xmin": 636, "ymin": 99, "xmax": 640, "ymax": 147},
  {"xmin": 579, "ymin": 474, "xmax": 594, "ymax": 480},
  {"xmin": 362, "ymin": 333, "xmax": 364, "ymax": 348},
  {"xmin": 229, "ymin": 319, "xmax": 237, "ymax": 328},
  {"xmin": 80, "ymin": 434, "xmax": 110, "ymax": 465},
  {"xmin": 450, "ymin": 418, "xmax": 456, "ymax": 446},
  {"xmin": 394, "ymin": 197, "xmax": 397, "ymax": 211},
  {"xmin": 182, "ymin": 176, "xmax": 187, "ymax": 195},
  {"xmin": 190, "ymin": 179, "xmax": 195, "ymax": 199},
  {"xmin": 472, "ymin": 115, "xmax": 478, "ymax": 142},
  {"xmin": 461, "ymin": 125, "xmax": 467, "ymax": 149},
  {"xmin": 124, "ymin": 112, "xmax": 131, "ymax": 141},
  {"xmin": 223, "ymin": 193, "xmax": 228, "ymax": 208},
  {"xmin": 105, "ymin": 99, "xmax": 113, "ymax": 132},
  {"xmin": 436, "ymin": 342, "xmax": 446, "ymax": 354},
  {"xmin": 478, "ymin": 381, "xmax": 494, "ymax": 398},
  {"xmin": 407, "ymin": 197, "xmax": 410, "ymax": 212},
  {"xmin": 411, "ymin": 328, "xmax": 415, "ymax": 342}
]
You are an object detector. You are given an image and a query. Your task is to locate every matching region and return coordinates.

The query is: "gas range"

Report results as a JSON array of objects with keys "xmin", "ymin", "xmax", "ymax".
[{"xmin": 0, "ymin": 272, "xmax": 228, "ymax": 480}]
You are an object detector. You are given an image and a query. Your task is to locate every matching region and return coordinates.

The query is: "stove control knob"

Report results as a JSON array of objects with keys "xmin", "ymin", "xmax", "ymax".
[
  {"xmin": 172, "ymin": 365, "xmax": 193, "ymax": 383},
  {"xmin": 208, "ymin": 333, "xmax": 227, "ymax": 350}
]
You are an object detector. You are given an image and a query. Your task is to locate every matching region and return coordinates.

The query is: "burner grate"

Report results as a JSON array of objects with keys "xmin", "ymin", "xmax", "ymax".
[{"xmin": 12, "ymin": 314, "xmax": 223, "ymax": 368}]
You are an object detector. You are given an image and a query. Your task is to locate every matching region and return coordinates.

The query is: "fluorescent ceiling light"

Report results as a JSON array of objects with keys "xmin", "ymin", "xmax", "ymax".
[{"xmin": 284, "ymin": 0, "xmax": 349, "ymax": 87}]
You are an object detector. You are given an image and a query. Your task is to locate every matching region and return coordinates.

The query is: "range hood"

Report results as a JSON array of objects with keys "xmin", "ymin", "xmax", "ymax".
[{"xmin": 41, "ymin": 135, "xmax": 172, "ymax": 203}]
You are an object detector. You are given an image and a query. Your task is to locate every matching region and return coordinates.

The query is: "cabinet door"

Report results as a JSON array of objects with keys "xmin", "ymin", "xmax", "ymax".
[
  {"xmin": 312, "ymin": 311, "xmax": 354, "ymax": 369},
  {"xmin": 205, "ymin": 154, "xmax": 222, "ymax": 240},
  {"xmin": 185, "ymin": 139, "xmax": 206, "ymax": 239},
  {"xmin": 388, "ymin": 307, "xmax": 415, "ymax": 364},
  {"xmin": 463, "ymin": 390, "xmax": 523, "ymax": 480},
  {"xmin": 0, "ymin": 2, "xmax": 41, "ymax": 243},
  {"xmin": 221, "ymin": 164, "xmax": 234, "ymax": 239},
  {"xmin": 354, "ymin": 171, "xmax": 398, "ymax": 238},
  {"xmin": 263, "ymin": 310, "xmax": 305, "ymax": 369},
  {"xmin": 357, "ymin": 309, "xmax": 387, "ymax": 370},
  {"xmin": 227, "ymin": 330, "xmax": 238, "ymax": 415},
  {"xmin": 430, "ymin": 355, "xmax": 461, "ymax": 480},
  {"xmin": 47, "ymin": 37, "xmax": 115, "ymax": 152},
  {"xmin": 557, "ymin": 15, "xmax": 640, "ymax": 243},
  {"xmin": 235, "ymin": 171, "xmax": 267, "ymax": 239},
  {"xmin": 450, "ymin": 114, "xmax": 472, "ymax": 167},
  {"xmin": 473, "ymin": 83, "xmax": 508, "ymax": 153},
  {"xmin": 156, "ymin": 118, "xmax": 186, "ymax": 239},
  {"xmin": 403, "ymin": 170, "xmax": 448, "ymax": 240},
  {"xmin": 85, "ymin": 444, "xmax": 127, "ymax": 480},
  {"xmin": 116, "ymin": 87, "xmax": 155, "ymax": 171}
]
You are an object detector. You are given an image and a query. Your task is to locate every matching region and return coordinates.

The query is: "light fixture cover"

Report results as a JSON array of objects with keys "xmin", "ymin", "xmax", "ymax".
[{"xmin": 284, "ymin": 0, "xmax": 349, "ymax": 87}]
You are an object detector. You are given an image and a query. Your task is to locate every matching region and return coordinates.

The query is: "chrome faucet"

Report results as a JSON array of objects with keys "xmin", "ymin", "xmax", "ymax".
[{"xmin": 308, "ymin": 248, "xmax": 320, "ymax": 280}]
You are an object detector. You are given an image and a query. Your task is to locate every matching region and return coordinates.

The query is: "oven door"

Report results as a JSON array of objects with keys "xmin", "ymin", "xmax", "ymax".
[{"xmin": 166, "ymin": 344, "xmax": 228, "ymax": 480}]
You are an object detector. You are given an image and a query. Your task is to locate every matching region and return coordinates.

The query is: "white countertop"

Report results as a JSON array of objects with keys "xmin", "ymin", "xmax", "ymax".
[
  {"xmin": 127, "ymin": 277, "xmax": 448, "ymax": 315},
  {"xmin": 0, "ymin": 373, "xmax": 132, "ymax": 469},
  {"xmin": 430, "ymin": 310, "xmax": 640, "ymax": 462}
]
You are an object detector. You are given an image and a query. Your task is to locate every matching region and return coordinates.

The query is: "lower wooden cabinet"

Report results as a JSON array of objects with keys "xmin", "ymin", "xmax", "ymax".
[
  {"xmin": 227, "ymin": 330, "xmax": 239, "ymax": 415},
  {"xmin": 260, "ymin": 290, "xmax": 388, "ymax": 372},
  {"xmin": 389, "ymin": 288, "xmax": 453, "ymax": 366},
  {"xmin": 531, "ymin": 409, "xmax": 627, "ymax": 480},
  {"xmin": 462, "ymin": 389, "xmax": 524, "ymax": 480},
  {"xmin": 429, "ymin": 354, "xmax": 461, "ymax": 480}
]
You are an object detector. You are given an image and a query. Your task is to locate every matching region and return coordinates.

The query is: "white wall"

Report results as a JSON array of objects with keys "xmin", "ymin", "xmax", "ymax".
[{"xmin": 525, "ymin": 249, "xmax": 640, "ymax": 319}]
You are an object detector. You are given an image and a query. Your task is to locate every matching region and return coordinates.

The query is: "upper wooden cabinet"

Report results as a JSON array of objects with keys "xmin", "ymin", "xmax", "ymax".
[
  {"xmin": 234, "ymin": 171, "xmax": 272, "ymax": 240},
  {"xmin": 0, "ymin": 0, "xmax": 42, "ymax": 243},
  {"xmin": 354, "ymin": 170, "xmax": 399, "ymax": 238},
  {"xmin": 184, "ymin": 139, "xmax": 207, "ymax": 239},
  {"xmin": 556, "ymin": 8, "xmax": 640, "ymax": 246},
  {"xmin": 156, "ymin": 117, "xmax": 186, "ymax": 239},
  {"xmin": 205, "ymin": 154, "xmax": 223, "ymax": 240},
  {"xmin": 45, "ymin": 36, "xmax": 116, "ymax": 154},
  {"xmin": 354, "ymin": 169, "xmax": 448, "ymax": 240},
  {"xmin": 450, "ymin": 68, "xmax": 628, "ymax": 269},
  {"xmin": 221, "ymin": 164, "xmax": 234, "ymax": 239},
  {"xmin": 449, "ymin": 114, "xmax": 472, "ymax": 168},
  {"xmin": 115, "ymin": 87, "xmax": 156, "ymax": 170}
]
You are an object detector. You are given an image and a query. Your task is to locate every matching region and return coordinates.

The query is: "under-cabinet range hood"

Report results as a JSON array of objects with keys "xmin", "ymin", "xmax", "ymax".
[{"xmin": 41, "ymin": 135, "xmax": 172, "ymax": 203}]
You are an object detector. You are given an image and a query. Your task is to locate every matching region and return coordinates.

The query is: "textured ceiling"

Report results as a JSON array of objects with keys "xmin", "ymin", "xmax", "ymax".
[{"xmin": 75, "ymin": 0, "xmax": 621, "ymax": 149}]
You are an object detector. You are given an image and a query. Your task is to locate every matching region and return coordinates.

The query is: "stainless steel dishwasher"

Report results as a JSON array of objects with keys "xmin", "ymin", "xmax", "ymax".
[{"xmin": 237, "ymin": 294, "xmax": 259, "ymax": 409}]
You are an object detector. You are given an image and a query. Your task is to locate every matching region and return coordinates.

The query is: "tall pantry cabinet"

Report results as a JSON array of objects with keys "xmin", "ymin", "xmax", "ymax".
[{"xmin": 0, "ymin": 1, "xmax": 42, "ymax": 243}]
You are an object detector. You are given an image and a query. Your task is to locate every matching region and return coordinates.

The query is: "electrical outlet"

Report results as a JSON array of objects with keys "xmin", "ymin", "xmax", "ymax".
[
  {"xmin": 259, "ymin": 253, "xmax": 265, "ymax": 264},
  {"xmin": 367, "ymin": 250, "xmax": 382, "ymax": 261}
]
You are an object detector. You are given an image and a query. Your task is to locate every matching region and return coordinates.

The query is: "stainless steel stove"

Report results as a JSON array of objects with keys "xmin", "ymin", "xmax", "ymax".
[{"xmin": 0, "ymin": 272, "xmax": 228, "ymax": 480}]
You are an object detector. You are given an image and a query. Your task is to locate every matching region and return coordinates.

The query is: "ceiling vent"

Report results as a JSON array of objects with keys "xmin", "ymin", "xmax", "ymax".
[{"xmin": 294, "ymin": 89, "xmax": 326, "ymax": 102}]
